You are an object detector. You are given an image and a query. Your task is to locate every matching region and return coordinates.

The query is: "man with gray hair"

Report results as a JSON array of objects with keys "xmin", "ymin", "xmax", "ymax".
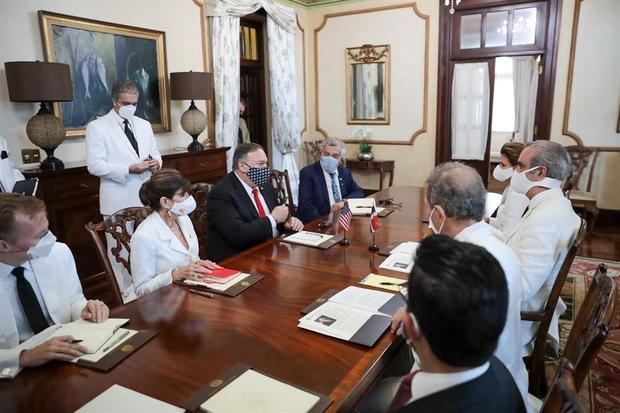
[
  {"xmin": 297, "ymin": 137, "xmax": 364, "ymax": 223},
  {"xmin": 85, "ymin": 79, "xmax": 162, "ymax": 302},
  {"xmin": 506, "ymin": 140, "xmax": 580, "ymax": 356}
]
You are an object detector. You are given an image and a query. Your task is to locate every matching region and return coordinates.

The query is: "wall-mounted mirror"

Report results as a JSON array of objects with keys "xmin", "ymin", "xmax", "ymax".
[{"xmin": 346, "ymin": 44, "xmax": 391, "ymax": 125}]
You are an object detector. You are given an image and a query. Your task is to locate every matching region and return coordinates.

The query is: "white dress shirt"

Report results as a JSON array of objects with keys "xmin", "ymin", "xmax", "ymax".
[
  {"xmin": 506, "ymin": 188, "xmax": 580, "ymax": 355},
  {"xmin": 408, "ymin": 362, "xmax": 489, "ymax": 405},
  {"xmin": 322, "ymin": 168, "xmax": 341, "ymax": 206},
  {"xmin": 454, "ymin": 221, "xmax": 528, "ymax": 403},
  {"xmin": 0, "ymin": 136, "xmax": 25, "ymax": 192},
  {"xmin": 130, "ymin": 212, "xmax": 200, "ymax": 297},
  {"xmin": 489, "ymin": 186, "xmax": 529, "ymax": 241},
  {"xmin": 234, "ymin": 172, "xmax": 278, "ymax": 237},
  {"xmin": 0, "ymin": 261, "xmax": 52, "ymax": 342}
]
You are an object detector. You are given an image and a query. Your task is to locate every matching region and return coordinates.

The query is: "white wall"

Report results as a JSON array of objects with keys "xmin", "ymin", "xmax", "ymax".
[
  {"xmin": 551, "ymin": 0, "xmax": 620, "ymax": 209},
  {"xmin": 0, "ymin": 0, "xmax": 206, "ymax": 168}
]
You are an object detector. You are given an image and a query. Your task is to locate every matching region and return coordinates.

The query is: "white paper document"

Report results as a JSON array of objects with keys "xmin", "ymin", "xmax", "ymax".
[
  {"xmin": 485, "ymin": 192, "xmax": 503, "ymax": 217},
  {"xmin": 77, "ymin": 328, "xmax": 138, "ymax": 363},
  {"xmin": 347, "ymin": 198, "xmax": 385, "ymax": 216},
  {"xmin": 184, "ymin": 273, "xmax": 251, "ymax": 292},
  {"xmin": 201, "ymin": 369, "xmax": 320, "ymax": 413},
  {"xmin": 76, "ymin": 384, "xmax": 183, "ymax": 413},
  {"xmin": 298, "ymin": 301, "xmax": 377, "ymax": 341},
  {"xmin": 390, "ymin": 241, "xmax": 420, "ymax": 256},
  {"xmin": 329, "ymin": 286, "xmax": 394, "ymax": 313},
  {"xmin": 283, "ymin": 231, "xmax": 334, "ymax": 247},
  {"xmin": 379, "ymin": 252, "xmax": 414, "ymax": 273},
  {"xmin": 50, "ymin": 318, "xmax": 129, "ymax": 353}
]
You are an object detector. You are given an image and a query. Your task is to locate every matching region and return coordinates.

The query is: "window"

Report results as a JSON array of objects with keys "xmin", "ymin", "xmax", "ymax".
[{"xmin": 491, "ymin": 57, "xmax": 515, "ymax": 132}]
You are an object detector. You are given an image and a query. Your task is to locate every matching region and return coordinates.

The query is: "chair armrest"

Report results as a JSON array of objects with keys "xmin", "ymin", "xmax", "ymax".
[{"xmin": 521, "ymin": 310, "xmax": 547, "ymax": 321}]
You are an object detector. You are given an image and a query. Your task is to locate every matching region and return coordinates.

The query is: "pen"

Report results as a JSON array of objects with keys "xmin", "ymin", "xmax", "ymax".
[
  {"xmin": 102, "ymin": 330, "xmax": 130, "ymax": 353},
  {"xmin": 190, "ymin": 289, "xmax": 214, "ymax": 299},
  {"xmin": 380, "ymin": 281, "xmax": 406, "ymax": 286},
  {"xmin": 68, "ymin": 339, "xmax": 83, "ymax": 344}
]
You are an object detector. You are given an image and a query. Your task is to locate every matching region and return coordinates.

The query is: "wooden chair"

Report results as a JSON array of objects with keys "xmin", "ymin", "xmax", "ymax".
[
  {"xmin": 565, "ymin": 145, "xmax": 600, "ymax": 232},
  {"xmin": 540, "ymin": 264, "xmax": 616, "ymax": 412},
  {"xmin": 188, "ymin": 182, "xmax": 214, "ymax": 259},
  {"xmin": 303, "ymin": 139, "xmax": 323, "ymax": 165},
  {"xmin": 522, "ymin": 218, "xmax": 588, "ymax": 398},
  {"xmin": 539, "ymin": 359, "xmax": 585, "ymax": 413},
  {"xmin": 269, "ymin": 169, "xmax": 295, "ymax": 217},
  {"xmin": 84, "ymin": 207, "xmax": 151, "ymax": 308}
]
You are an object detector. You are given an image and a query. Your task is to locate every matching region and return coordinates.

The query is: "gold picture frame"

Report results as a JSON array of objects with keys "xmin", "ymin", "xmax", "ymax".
[
  {"xmin": 39, "ymin": 10, "xmax": 170, "ymax": 138},
  {"xmin": 345, "ymin": 44, "xmax": 391, "ymax": 125}
]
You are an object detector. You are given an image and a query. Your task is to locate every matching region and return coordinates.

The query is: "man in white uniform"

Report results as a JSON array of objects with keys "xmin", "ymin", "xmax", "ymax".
[
  {"xmin": 0, "ymin": 136, "xmax": 25, "ymax": 192},
  {"xmin": 0, "ymin": 193, "xmax": 109, "ymax": 379},
  {"xmin": 86, "ymin": 80, "xmax": 162, "ymax": 302},
  {"xmin": 506, "ymin": 141, "xmax": 580, "ymax": 355}
]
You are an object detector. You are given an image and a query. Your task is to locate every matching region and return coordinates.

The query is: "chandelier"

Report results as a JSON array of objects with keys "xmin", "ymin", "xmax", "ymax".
[{"xmin": 445, "ymin": 0, "xmax": 462, "ymax": 14}]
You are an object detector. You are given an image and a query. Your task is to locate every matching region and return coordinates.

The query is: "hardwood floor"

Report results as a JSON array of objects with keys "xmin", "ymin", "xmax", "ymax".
[{"xmin": 579, "ymin": 229, "xmax": 620, "ymax": 261}]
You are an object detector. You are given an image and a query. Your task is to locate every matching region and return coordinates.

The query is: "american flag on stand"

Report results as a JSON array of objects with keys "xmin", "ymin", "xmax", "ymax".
[
  {"xmin": 370, "ymin": 205, "xmax": 380, "ymax": 233},
  {"xmin": 338, "ymin": 202, "xmax": 352, "ymax": 232}
]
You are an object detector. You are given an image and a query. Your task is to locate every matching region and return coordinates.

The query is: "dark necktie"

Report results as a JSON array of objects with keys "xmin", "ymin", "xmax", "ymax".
[
  {"xmin": 521, "ymin": 206, "xmax": 530, "ymax": 218},
  {"xmin": 388, "ymin": 371, "xmax": 418, "ymax": 412},
  {"xmin": 11, "ymin": 266, "xmax": 50, "ymax": 334},
  {"xmin": 123, "ymin": 120, "xmax": 139, "ymax": 156},
  {"xmin": 330, "ymin": 173, "xmax": 342, "ymax": 203}
]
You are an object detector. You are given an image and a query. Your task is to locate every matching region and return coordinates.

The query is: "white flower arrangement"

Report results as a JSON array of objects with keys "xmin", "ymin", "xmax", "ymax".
[{"xmin": 348, "ymin": 126, "xmax": 373, "ymax": 141}]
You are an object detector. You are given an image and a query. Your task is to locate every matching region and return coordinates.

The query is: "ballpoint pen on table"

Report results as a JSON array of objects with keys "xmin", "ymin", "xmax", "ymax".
[
  {"xmin": 102, "ymin": 330, "xmax": 130, "ymax": 352},
  {"xmin": 190, "ymin": 289, "xmax": 214, "ymax": 299},
  {"xmin": 380, "ymin": 281, "xmax": 406, "ymax": 286}
]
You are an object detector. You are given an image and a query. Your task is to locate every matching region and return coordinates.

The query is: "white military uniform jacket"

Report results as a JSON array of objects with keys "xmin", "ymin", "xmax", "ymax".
[
  {"xmin": 0, "ymin": 243, "xmax": 87, "ymax": 379},
  {"xmin": 85, "ymin": 109, "xmax": 162, "ymax": 215},
  {"xmin": 0, "ymin": 136, "xmax": 25, "ymax": 192},
  {"xmin": 130, "ymin": 212, "xmax": 199, "ymax": 297},
  {"xmin": 489, "ymin": 185, "xmax": 530, "ymax": 241},
  {"xmin": 506, "ymin": 188, "xmax": 580, "ymax": 355},
  {"xmin": 455, "ymin": 221, "xmax": 528, "ymax": 403}
]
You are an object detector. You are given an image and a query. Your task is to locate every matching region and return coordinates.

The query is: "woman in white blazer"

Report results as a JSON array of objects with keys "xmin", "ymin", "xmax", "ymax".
[
  {"xmin": 130, "ymin": 169, "xmax": 220, "ymax": 297},
  {"xmin": 489, "ymin": 142, "xmax": 529, "ymax": 241}
]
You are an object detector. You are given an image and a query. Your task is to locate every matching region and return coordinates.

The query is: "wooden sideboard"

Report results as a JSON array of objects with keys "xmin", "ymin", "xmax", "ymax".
[{"xmin": 22, "ymin": 147, "xmax": 229, "ymax": 302}]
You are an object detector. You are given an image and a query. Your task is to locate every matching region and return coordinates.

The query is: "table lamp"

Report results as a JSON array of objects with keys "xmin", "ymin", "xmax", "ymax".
[
  {"xmin": 170, "ymin": 71, "xmax": 213, "ymax": 152},
  {"xmin": 5, "ymin": 61, "xmax": 73, "ymax": 170}
]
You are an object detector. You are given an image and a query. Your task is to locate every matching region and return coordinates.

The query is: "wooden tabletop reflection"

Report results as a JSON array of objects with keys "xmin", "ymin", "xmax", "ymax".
[{"xmin": 0, "ymin": 186, "xmax": 428, "ymax": 413}]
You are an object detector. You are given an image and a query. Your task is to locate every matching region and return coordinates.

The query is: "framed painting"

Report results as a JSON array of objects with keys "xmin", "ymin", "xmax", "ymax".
[{"xmin": 38, "ymin": 10, "xmax": 170, "ymax": 138}]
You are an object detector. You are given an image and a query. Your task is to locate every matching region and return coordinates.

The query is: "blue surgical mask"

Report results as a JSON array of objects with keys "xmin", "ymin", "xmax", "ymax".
[
  {"xmin": 320, "ymin": 156, "xmax": 339, "ymax": 174},
  {"xmin": 245, "ymin": 164, "xmax": 270, "ymax": 187}
]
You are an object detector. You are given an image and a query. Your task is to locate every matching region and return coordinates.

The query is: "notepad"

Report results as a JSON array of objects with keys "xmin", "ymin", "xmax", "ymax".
[
  {"xmin": 297, "ymin": 286, "xmax": 404, "ymax": 346},
  {"xmin": 200, "ymin": 268, "xmax": 241, "ymax": 284},
  {"xmin": 76, "ymin": 384, "xmax": 183, "ymax": 413},
  {"xmin": 359, "ymin": 273, "xmax": 407, "ymax": 292},
  {"xmin": 184, "ymin": 272, "xmax": 251, "ymax": 291},
  {"xmin": 200, "ymin": 369, "xmax": 321, "ymax": 413},
  {"xmin": 346, "ymin": 198, "xmax": 385, "ymax": 216},
  {"xmin": 50, "ymin": 318, "xmax": 129, "ymax": 354},
  {"xmin": 282, "ymin": 231, "xmax": 334, "ymax": 247}
]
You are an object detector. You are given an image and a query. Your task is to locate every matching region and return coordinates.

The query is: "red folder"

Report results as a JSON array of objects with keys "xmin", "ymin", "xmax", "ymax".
[{"xmin": 208, "ymin": 268, "xmax": 240, "ymax": 278}]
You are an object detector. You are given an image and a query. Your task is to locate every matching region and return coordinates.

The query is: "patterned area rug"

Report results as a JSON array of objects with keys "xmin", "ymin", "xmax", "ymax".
[{"xmin": 546, "ymin": 256, "xmax": 620, "ymax": 412}]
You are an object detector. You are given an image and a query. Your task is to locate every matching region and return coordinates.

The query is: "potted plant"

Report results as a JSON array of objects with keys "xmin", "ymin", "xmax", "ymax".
[{"xmin": 358, "ymin": 139, "xmax": 374, "ymax": 161}]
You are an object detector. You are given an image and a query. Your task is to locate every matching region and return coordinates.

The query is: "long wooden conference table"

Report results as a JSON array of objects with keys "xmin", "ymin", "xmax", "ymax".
[{"xmin": 0, "ymin": 186, "xmax": 429, "ymax": 412}]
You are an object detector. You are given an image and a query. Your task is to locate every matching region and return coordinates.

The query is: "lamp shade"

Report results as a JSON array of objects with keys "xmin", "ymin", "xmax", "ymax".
[
  {"xmin": 5, "ymin": 61, "xmax": 73, "ymax": 102},
  {"xmin": 170, "ymin": 71, "xmax": 213, "ymax": 101}
]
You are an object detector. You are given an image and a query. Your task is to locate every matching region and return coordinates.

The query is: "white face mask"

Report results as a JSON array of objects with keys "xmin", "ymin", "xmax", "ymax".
[
  {"xmin": 118, "ymin": 104, "xmax": 137, "ymax": 120},
  {"xmin": 510, "ymin": 166, "xmax": 563, "ymax": 195},
  {"xmin": 170, "ymin": 195, "xmax": 196, "ymax": 216},
  {"xmin": 27, "ymin": 231, "xmax": 57, "ymax": 259},
  {"xmin": 492, "ymin": 164, "xmax": 513, "ymax": 182},
  {"xmin": 428, "ymin": 206, "xmax": 445, "ymax": 235}
]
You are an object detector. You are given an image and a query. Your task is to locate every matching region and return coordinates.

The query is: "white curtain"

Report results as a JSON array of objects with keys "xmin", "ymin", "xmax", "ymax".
[
  {"xmin": 205, "ymin": 0, "xmax": 295, "ymax": 31},
  {"xmin": 209, "ymin": 17, "xmax": 240, "ymax": 171},
  {"xmin": 267, "ymin": 13, "xmax": 301, "ymax": 204},
  {"xmin": 512, "ymin": 56, "xmax": 539, "ymax": 143},
  {"xmin": 451, "ymin": 62, "xmax": 490, "ymax": 160}
]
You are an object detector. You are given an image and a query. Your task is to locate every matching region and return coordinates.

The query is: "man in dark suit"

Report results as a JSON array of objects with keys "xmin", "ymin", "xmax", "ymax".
[
  {"xmin": 297, "ymin": 137, "xmax": 364, "ymax": 223},
  {"xmin": 384, "ymin": 235, "xmax": 525, "ymax": 413},
  {"xmin": 206, "ymin": 143, "xmax": 303, "ymax": 262}
]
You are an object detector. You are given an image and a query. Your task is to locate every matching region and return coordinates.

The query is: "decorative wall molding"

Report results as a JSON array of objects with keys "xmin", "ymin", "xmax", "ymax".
[
  {"xmin": 313, "ymin": 2, "xmax": 429, "ymax": 145},
  {"xmin": 562, "ymin": 0, "xmax": 585, "ymax": 146},
  {"xmin": 297, "ymin": 15, "xmax": 308, "ymax": 135}
]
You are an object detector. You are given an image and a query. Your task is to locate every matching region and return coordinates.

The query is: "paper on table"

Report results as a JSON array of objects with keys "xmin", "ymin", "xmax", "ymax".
[
  {"xmin": 389, "ymin": 241, "xmax": 420, "ymax": 256},
  {"xmin": 184, "ymin": 272, "xmax": 250, "ymax": 291},
  {"xmin": 283, "ymin": 231, "xmax": 334, "ymax": 247},
  {"xmin": 347, "ymin": 198, "xmax": 385, "ymax": 216},
  {"xmin": 76, "ymin": 328, "xmax": 138, "ymax": 363},
  {"xmin": 379, "ymin": 252, "xmax": 414, "ymax": 274},
  {"xmin": 485, "ymin": 192, "xmax": 503, "ymax": 217},
  {"xmin": 329, "ymin": 286, "xmax": 394, "ymax": 313},
  {"xmin": 298, "ymin": 301, "xmax": 376, "ymax": 341},
  {"xmin": 201, "ymin": 369, "xmax": 320, "ymax": 413},
  {"xmin": 359, "ymin": 273, "xmax": 407, "ymax": 292},
  {"xmin": 75, "ymin": 384, "xmax": 183, "ymax": 413},
  {"xmin": 50, "ymin": 318, "xmax": 129, "ymax": 353}
]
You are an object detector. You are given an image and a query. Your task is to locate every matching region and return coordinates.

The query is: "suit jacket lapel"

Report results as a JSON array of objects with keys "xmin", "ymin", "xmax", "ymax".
[
  {"xmin": 106, "ymin": 111, "xmax": 140, "ymax": 160},
  {"xmin": 230, "ymin": 173, "xmax": 260, "ymax": 219}
]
